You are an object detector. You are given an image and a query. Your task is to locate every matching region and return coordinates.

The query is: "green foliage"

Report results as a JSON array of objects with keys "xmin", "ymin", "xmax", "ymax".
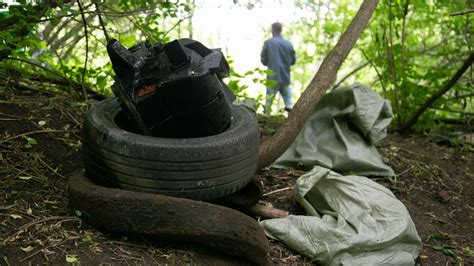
[
  {"xmin": 290, "ymin": 0, "xmax": 472, "ymax": 130},
  {"xmin": 358, "ymin": 0, "xmax": 472, "ymax": 130},
  {"xmin": 427, "ymin": 232, "xmax": 462, "ymax": 263},
  {"xmin": 74, "ymin": 209, "xmax": 82, "ymax": 217},
  {"xmin": 0, "ymin": 0, "xmax": 191, "ymax": 97},
  {"xmin": 81, "ymin": 231, "xmax": 93, "ymax": 242},
  {"xmin": 226, "ymin": 58, "xmax": 269, "ymax": 111},
  {"xmin": 65, "ymin": 254, "xmax": 80, "ymax": 264},
  {"xmin": 23, "ymin": 136, "xmax": 37, "ymax": 149}
]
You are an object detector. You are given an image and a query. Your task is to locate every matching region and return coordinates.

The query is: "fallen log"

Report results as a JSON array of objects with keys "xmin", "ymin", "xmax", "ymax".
[{"xmin": 68, "ymin": 170, "xmax": 269, "ymax": 265}]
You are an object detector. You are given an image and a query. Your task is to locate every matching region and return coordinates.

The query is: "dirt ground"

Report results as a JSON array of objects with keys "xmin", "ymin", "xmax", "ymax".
[{"xmin": 1, "ymin": 90, "xmax": 473, "ymax": 265}]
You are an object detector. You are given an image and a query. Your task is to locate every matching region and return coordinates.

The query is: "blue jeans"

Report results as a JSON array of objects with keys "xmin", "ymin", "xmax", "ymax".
[{"xmin": 264, "ymin": 82, "xmax": 293, "ymax": 114}]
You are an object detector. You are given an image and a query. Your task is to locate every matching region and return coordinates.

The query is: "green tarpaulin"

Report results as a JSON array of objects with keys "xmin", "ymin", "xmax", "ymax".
[
  {"xmin": 261, "ymin": 166, "xmax": 422, "ymax": 265},
  {"xmin": 274, "ymin": 83, "xmax": 395, "ymax": 176}
]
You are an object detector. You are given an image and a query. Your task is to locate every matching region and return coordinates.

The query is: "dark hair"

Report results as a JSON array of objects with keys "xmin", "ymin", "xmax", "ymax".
[{"xmin": 271, "ymin": 22, "xmax": 282, "ymax": 34}]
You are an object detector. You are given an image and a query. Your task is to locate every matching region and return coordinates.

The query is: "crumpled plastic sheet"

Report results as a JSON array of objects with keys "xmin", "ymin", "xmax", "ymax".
[
  {"xmin": 261, "ymin": 166, "xmax": 422, "ymax": 265},
  {"xmin": 274, "ymin": 83, "xmax": 395, "ymax": 176}
]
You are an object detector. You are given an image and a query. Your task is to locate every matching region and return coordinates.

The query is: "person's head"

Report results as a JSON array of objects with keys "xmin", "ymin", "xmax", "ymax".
[{"xmin": 271, "ymin": 22, "xmax": 282, "ymax": 36}]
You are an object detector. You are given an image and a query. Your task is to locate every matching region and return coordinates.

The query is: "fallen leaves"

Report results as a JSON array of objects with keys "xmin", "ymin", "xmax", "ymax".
[
  {"xmin": 10, "ymin": 214, "xmax": 22, "ymax": 219},
  {"xmin": 21, "ymin": 246, "xmax": 34, "ymax": 252},
  {"xmin": 65, "ymin": 254, "xmax": 80, "ymax": 263}
]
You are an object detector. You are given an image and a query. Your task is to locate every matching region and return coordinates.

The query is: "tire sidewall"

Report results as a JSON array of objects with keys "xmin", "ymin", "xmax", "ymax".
[{"xmin": 83, "ymin": 97, "xmax": 259, "ymax": 162}]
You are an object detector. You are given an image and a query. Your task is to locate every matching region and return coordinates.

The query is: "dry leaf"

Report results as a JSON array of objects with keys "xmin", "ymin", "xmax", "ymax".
[
  {"xmin": 42, "ymin": 248, "xmax": 56, "ymax": 255},
  {"xmin": 66, "ymin": 254, "xmax": 79, "ymax": 263},
  {"xmin": 21, "ymin": 246, "xmax": 34, "ymax": 252},
  {"xmin": 10, "ymin": 214, "xmax": 22, "ymax": 219}
]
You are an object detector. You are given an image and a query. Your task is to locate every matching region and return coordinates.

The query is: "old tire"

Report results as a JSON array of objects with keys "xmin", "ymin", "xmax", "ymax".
[
  {"xmin": 68, "ymin": 170, "xmax": 269, "ymax": 264},
  {"xmin": 82, "ymin": 97, "xmax": 259, "ymax": 201}
]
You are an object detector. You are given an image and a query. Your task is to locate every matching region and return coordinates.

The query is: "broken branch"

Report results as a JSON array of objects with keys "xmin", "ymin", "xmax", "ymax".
[
  {"xmin": 332, "ymin": 61, "xmax": 370, "ymax": 90},
  {"xmin": 398, "ymin": 53, "xmax": 474, "ymax": 133},
  {"xmin": 449, "ymin": 9, "xmax": 474, "ymax": 16}
]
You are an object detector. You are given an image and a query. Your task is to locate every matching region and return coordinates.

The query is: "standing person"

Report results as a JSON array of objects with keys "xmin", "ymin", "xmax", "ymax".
[{"xmin": 261, "ymin": 22, "xmax": 296, "ymax": 114}]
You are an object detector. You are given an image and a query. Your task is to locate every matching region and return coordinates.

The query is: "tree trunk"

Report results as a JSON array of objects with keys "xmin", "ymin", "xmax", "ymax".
[
  {"xmin": 386, "ymin": 0, "xmax": 402, "ymax": 127},
  {"xmin": 258, "ymin": 0, "xmax": 380, "ymax": 170},
  {"xmin": 45, "ymin": 18, "xmax": 72, "ymax": 44},
  {"xmin": 60, "ymin": 34, "xmax": 84, "ymax": 60},
  {"xmin": 397, "ymin": 53, "xmax": 474, "ymax": 133},
  {"xmin": 401, "ymin": 0, "xmax": 410, "ymax": 49},
  {"xmin": 42, "ymin": 21, "xmax": 54, "ymax": 40},
  {"xmin": 49, "ymin": 15, "xmax": 93, "ymax": 51},
  {"xmin": 359, "ymin": 47, "xmax": 387, "ymax": 97}
]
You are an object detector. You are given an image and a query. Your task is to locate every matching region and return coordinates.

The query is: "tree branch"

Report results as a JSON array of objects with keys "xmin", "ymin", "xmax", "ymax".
[
  {"xmin": 37, "ymin": 8, "xmax": 161, "ymax": 22},
  {"xmin": 449, "ymin": 9, "xmax": 474, "ymax": 16},
  {"xmin": 5, "ymin": 57, "xmax": 69, "ymax": 81},
  {"xmin": 429, "ymin": 106, "xmax": 474, "ymax": 116},
  {"xmin": 76, "ymin": 0, "xmax": 89, "ymax": 102},
  {"xmin": 258, "ymin": 0, "xmax": 380, "ymax": 169},
  {"xmin": 162, "ymin": 15, "xmax": 193, "ymax": 40},
  {"xmin": 3, "ymin": 57, "xmax": 102, "ymax": 99},
  {"xmin": 454, "ymin": 92, "xmax": 474, "ymax": 99},
  {"xmin": 49, "ymin": 15, "xmax": 93, "ymax": 51},
  {"xmin": 359, "ymin": 47, "xmax": 387, "ymax": 96},
  {"xmin": 398, "ymin": 53, "xmax": 474, "ymax": 133},
  {"xmin": 94, "ymin": 1, "xmax": 110, "ymax": 42},
  {"xmin": 331, "ymin": 61, "xmax": 369, "ymax": 90}
]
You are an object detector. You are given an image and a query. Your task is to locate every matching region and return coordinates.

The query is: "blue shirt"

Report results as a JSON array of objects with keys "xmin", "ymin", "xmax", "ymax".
[{"xmin": 260, "ymin": 35, "xmax": 296, "ymax": 83}]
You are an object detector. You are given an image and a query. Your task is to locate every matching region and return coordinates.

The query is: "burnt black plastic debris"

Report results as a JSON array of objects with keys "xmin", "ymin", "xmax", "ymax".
[{"xmin": 106, "ymin": 38, "xmax": 236, "ymax": 138}]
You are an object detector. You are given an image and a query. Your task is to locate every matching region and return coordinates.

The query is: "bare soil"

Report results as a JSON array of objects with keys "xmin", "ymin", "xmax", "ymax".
[{"xmin": 1, "ymin": 90, "xmax": 473, "ymax": 265}]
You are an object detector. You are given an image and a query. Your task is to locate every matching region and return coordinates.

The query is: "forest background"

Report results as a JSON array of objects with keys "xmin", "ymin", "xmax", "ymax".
[{"xmin": 0, "ymin": 0, "xmax": 472, "ymax": 132}]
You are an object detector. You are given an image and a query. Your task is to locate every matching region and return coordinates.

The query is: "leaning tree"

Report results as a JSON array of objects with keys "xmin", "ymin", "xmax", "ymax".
[{"xmin": 258, "ymin": 0, "xmax": 380, "ymax": 169}]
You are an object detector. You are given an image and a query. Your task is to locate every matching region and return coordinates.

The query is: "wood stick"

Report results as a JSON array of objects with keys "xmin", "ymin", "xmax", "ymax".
[
  {"xmin": 263, "ymin": 187, "xmax": 292, "ymax": 197},
  {"xmin": 248, "ymin": 202, "xmax": 289, "ymax": 220},
  {"xmin": 449, "ymin": 9, "xmax": 474, "ymax": 16}
]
